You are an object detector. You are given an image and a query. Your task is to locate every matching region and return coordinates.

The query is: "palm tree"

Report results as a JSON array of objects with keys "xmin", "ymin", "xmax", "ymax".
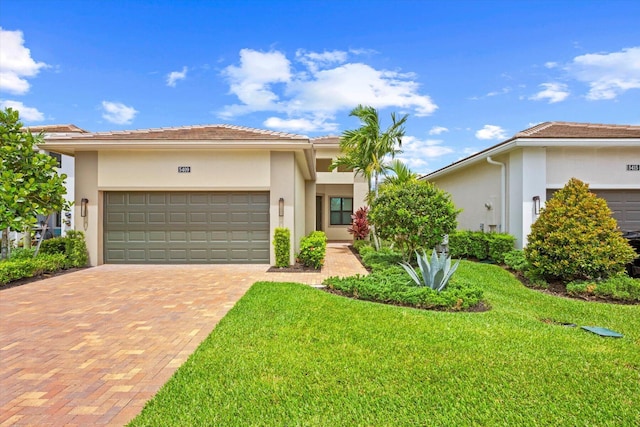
[
  {"xmin": 382, "ymin": 159, "xmax": 418, "ymax": 187},
  {"xmin": 331, "ymin": 105, "xmax": 408, "ymax": 198}
]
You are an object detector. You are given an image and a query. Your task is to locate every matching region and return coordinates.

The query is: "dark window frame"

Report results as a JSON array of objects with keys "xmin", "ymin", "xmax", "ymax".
[{"xmin": 329, "ymin": 197, "xmax": 353, "ymax": 225}]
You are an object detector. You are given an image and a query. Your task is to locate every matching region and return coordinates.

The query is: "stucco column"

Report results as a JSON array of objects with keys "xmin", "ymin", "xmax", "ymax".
[
  {"xmin": 74, "ymin": 152, "xmax": 100, "ymax": 266},
  {"xmin": 509, "ymin": 148, "xmax": 546, "ymax": 248},
  {"xmin": 270, "ymin": 152, "xmax": 296, "ymax": 265}
]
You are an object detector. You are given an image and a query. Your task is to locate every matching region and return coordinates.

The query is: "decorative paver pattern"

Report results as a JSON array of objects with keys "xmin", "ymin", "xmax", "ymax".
[{"xmin": 0, "ymin": 243, "xmax": 367, "ymax": 426}]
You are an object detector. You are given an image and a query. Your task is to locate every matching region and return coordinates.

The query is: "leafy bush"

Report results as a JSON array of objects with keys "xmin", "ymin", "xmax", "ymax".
[
  {"xmin": 525, "ymin": 178, "xmax": 636, "ymax": 282},
  {"xmin": 369, "ymin": 181, "xmax": 459, "ymax": 261},
  {"xmin": 297, "ymin": 231, "xmax": 327, "ymax": 269},
  {"xmin": 348, "ymin": 206, "xmax": 370, "ymax": 240},
  {"xmin": 8, "ymin": 247, "xmax": 36, "ymax": 260},
  {"xmin": 566, "ymin": 275, "xmax": 640, "ymax": 302},
  {"xmin": 504, "ymin": 250, "xmax": 528, "ymax": 272},
  {"xmin": 400, "ymin": 249, "xmax": 460, "ymax": 292},
  {"xmin": 361, "ymin": 247, "xmax": 403, "ymax": 269},
  {"xmin": 324, "ymin": 267, "xmax": 483, "ymax": 311},
  {"xmin": 487, "ymin": 234, "xmax": 516, "ymax": 264},
  {"xmin": 449, "ymin": 231, "xmax": 515, "ymax": 263},
  {"xmin": 65, "ymin": 230, "xmax": 89, "ymax": 268},
  {"xmin": 273, "ymin": 228, "xmax": 291, "ymax": 268},
  {"xmin": 0, "ymin": 259, "xmax": 36, "ymax": 284},
  {"xmin": 0, "ymin": 253, "xmax": 66, "ymax": 285},
  {"xmin": 40, "ymin": 237, "xmax": 66, "ymax": 255},
  {"xmin": 352, "ymin": 239, "xmax": 371, "ymax": 252}
]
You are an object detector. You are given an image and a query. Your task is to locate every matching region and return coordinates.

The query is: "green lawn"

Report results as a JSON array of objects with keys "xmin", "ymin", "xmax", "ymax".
[{"xmin": 130, "ymin": 262, "xmax": 640, "ymax": 426}]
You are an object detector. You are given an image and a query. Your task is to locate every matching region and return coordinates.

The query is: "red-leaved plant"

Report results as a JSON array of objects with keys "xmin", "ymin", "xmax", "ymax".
[{"xmin": 348, "ymin": 206, "xmax": 370, "ymax": 240}]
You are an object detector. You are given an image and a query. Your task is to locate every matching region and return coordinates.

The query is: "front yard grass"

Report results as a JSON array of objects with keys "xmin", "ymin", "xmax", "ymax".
[{"xmin": 130, "ymin": 261, "xmax": 640, "ymax": 426}]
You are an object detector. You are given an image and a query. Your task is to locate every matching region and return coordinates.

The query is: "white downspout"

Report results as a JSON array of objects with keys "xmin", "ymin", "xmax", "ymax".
[{"xmin": 487, "ymin": 156, "xmax": 506, "ymax": 232}]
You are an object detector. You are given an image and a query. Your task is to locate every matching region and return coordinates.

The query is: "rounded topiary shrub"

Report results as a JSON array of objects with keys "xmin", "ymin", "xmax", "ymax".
[
  {"xmin": 525, "ymin": 178, "xmax": 637, "ymax": 282},
  {"xmin": 369, "ymin": 181, "xmax": 460, "ymax": 261}
]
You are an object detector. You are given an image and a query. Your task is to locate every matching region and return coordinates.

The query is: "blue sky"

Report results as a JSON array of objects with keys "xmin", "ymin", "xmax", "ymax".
[{"xmin": 1, "ymin": 0, "xmax": 639, "ymax": 173}]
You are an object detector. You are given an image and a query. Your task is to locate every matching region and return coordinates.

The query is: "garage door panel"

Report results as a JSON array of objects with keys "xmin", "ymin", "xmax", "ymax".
[{"xmin": 105, "ymin": 191, "xmax": 270, "ymax": 263}]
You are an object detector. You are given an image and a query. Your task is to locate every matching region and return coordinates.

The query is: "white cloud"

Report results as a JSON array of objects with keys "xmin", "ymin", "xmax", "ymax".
[
  {"xmin": 0, "ymin": 27, "xmax": 48, "ymax": 95},
  {"xmin": 220, "ymin": 48, "xmax": 437, "ymax": 129},
  {"xmin": 166, "ymin": 66, "xmax": 187, "ymax": 87},
  {"xmin": 0, "ymin": 99, "xmax": 44, "ymax": 121},
  {"xmin": 397, "ymin": 135, "xmax": 454, "ymax": 174},
  {"xmin": 263, "ymin": 116, "xmax": 337, "ymax": 133},
  {"xmin": 545, "ymin": 62, "xmax": 558, "ymax": 69},
  {"xmin": 101, "ymin": 101, "xmax": 138, "ymax": 125},
  {"xmin": 529, "ymin": 82, "xmax": 570, "ymax": 103},
  {"xmin": 475, "ymin": 125, "xmax": 507, "ymax": 140},
  {"xmin": 567, "ymin": 47, "xmax": 640, "ymax": 100},
  {"xmin": 428, "ymin": 126, "xmax": 449, "ymax": 135}
]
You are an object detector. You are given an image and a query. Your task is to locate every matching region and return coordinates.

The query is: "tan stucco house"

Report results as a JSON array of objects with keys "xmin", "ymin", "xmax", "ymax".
[
  {"xmin": 40, "ymin": 125, "xmax": 367, "ymax": 266},
  {"xmin": 422, "ymin": 122, "xmax": 640, "ymax": 249}
]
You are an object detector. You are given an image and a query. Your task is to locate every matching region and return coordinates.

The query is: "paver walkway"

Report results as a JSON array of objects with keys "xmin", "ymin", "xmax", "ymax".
[{"xmin": 0, "ymin": 242, "xmax": 367, "ymax": 426}]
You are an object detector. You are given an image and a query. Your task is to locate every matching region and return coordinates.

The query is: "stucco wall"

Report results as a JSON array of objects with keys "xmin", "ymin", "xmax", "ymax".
[
  {"xmin": 294, "ymin": 159, "xmax": 306, "ymax": 254},
  {"xmin": 428, "ymin": 160, "xmax": 503, "ymax": 233},
  {"xmin": 546, "ymin": 147, "xmax": 640, "ymax": 189},
  {"xmin": 270, "ymin": 152, "xmax": 296, "ymax": 265},
  {"xmin": 74, "ymin": 152, "xmax": 99, "ymax": 266},
  {"xmin": 316, "ymin": 184, "xmax": 354, "ymax": 240},
  {"xmin": 98, "ymin": 150, "xmax": 270, "ymax": 190}
]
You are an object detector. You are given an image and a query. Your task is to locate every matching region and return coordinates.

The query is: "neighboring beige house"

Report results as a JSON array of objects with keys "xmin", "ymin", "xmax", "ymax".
[
  {"xmin": 422, "ymin": 122, "xmax": 640, "ymax": 249},
  {"xmin": 40, "ymin": 125, "xmax": 367, "ymax": 266}
]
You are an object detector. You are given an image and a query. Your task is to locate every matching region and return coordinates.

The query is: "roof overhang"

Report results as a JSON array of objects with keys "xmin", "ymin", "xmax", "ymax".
[{"xmin": 422, "ymin": 137, "xmax": 640, "ymax": 181}]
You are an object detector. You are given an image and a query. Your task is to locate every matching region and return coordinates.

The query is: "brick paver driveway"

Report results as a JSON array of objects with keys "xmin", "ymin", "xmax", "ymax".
[{"xmin": 0, "ymin": 243, "xmax": 367, "ymax": 426}]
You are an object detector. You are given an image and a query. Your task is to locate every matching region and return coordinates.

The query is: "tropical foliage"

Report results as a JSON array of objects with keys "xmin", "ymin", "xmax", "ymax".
[
  {"xmin": 369, "ymin": 180, "xmax": 459, "ymax": 260},
  {"xmin": 1, "ymin": 108, "xmax": 70, "ymax": 258},
  {"xmin": 400, "ymin": 249, "xmax": 460, "ymax": 292},
  {"xmin": 347, "ymin": 206, "xmax": 370, "ymax": 240},
  {"xmin": 525, "ymin": 178, "xmax": 636, "ymax": 281}
]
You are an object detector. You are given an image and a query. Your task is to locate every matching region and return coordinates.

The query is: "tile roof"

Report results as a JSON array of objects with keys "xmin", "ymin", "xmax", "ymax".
[
  {"xmin": 46, "ymin": 124, "xmax": 308, "ymax": 141},
  {"xmin": 26, "ymin": 124, "xmax": 88, "ymax": 133},
  {"xmin": 311, "ymin": 136, "xmax": 340, "ymax": 144},
  {"xmin": 515, "ymin": 121, "xmax": 640, "ymax": 139}
]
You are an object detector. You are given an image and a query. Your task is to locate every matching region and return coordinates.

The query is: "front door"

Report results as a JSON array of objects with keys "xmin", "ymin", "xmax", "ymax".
[{"xmin": 316, "ymin": 196, "xmax": 323, "ymax": 231}]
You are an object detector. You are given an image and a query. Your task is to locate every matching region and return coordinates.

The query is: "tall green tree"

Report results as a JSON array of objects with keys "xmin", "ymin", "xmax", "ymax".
[
  {"xmin": 331, "ymin": 105, "xmax": 408, "ymax": 199},
  {"xmin": 0, "ymin": 108, "xmax": 70, "ymax": 258}
]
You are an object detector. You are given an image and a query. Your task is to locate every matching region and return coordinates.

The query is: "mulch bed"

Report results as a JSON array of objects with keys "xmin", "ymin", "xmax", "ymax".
[{"xmin": 0, "ymin": 267, "xmax": 86, "ymax": 291}]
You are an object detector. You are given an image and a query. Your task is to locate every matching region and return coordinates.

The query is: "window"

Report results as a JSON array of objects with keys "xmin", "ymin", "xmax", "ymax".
[
  {"xmin": 316, "ymin": 158, "xmax": 332, "ymax": 172},
  {"xmin": 330, "ymin": 197, "xmax": 353, "ymax": 225}
]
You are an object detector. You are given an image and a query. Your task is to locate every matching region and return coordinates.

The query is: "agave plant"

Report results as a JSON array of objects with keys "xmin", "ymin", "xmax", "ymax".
[{"xmin": 400, "ymin": 249, "xmax": 460, "ymax": 292}]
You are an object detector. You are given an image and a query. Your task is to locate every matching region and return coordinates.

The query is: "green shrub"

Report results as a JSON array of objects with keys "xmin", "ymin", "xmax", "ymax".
[
  {"xmin": 40, "ymin": 237, "xmax": 66, "ymax": 255},
  {"xmin": 361, "ymin": 247, "xmax": 403, "ymax": 269},
  {"xmin": 525, "ymin": 178, "xmax": 637, "ymax": 282},
  {"xmin": 65, "ymin": 230, "xmax": 89, "ymax": 268},
  {"xmin": 8, "ymin": 247, "xmax": 36, "ymax": 260},
  {"xmin": 449, "ymin": 231, "xmax": 515, "ymax": 262},
  {"xmin": 324, "ymin": 268, "xmax": 483, "ymax": 310},
  {"xmin": 504, "ymin": 250, "xmax": 528, "ymax": 272},
  {"xmin": 273, "ymin": 228, "xmax": 291, "ymax": 268},
  {"xmin": 0, "ymin": 253, "xmax": 66, "ymax": 285},
  {"xmin": 487, "ymin": 233, "xmax": 516, "ymax": 264},
  {"xmin": 448, "ymin": 231, "xmax": 471, "ymax": 258},
  {"xmin": 566, "ymin": 276, "xmax": 640, "ymax": 302},
  {"xmin": 297, "ymin": 231, "xmax": 327, "ymax": 269},
  {"xmin": 33, "ymin": 253, "xmax": 67, "ymax": 275},
  {"xmin": 352, "ymin": 239, "xmax": 371, "ymax": 252},
  {"xmin": 0, "ymin": 259, "xmax": 36, "ymax": 284},
  {"xmin": 469, "ymin": 232, "xmax": 489, "ymax": 260},
  {"xmin": 369, "ymin": 181, "xmax": 460, "ymax": 261}
]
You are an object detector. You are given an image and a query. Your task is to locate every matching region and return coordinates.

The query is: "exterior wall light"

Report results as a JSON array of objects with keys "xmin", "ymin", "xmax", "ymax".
[
  {"xmin": 533, "ymin": 196, "xmax": 541, "ymax": 215},
  {"xmin": 279, "ymin": 198, "xmax": 284, "ymax": 217},
  {"xmin": 80, "ymin": 198, "xmax": 89, "ymax": 217}
]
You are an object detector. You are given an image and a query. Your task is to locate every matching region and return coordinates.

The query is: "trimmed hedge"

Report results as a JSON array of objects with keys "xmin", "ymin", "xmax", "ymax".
[
  {"xmin": 449, "ymin": 231, "xmax": 515, "ymax": 264},
  {"xmin": 324, "ymin": 265, "xmax": 483, "ymax": 310},
  {"xmin": 0, "ymin": 253, "xmax": 66, "ymax": 285},
  {"xmin": 297, "ymin": 231, "xmax": 327, "ymax": 269},
  {"xmin": 566, "ymin": 275, "xmax": 640, "ymax": 302},
  {"xmin": 273, "ymin": 228, "xmax": 291, "ymax": 268}
]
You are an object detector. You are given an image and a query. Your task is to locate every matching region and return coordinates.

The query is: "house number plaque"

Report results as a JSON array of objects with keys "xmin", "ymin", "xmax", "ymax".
[
  {"xmin": 627, "ymin": 164, "xmax": 640, "ymax": 171},
  {"xmin": 178, "ymin": 166, "xmax": 191, "ymax": 173}
]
